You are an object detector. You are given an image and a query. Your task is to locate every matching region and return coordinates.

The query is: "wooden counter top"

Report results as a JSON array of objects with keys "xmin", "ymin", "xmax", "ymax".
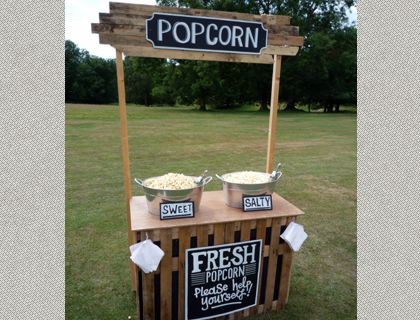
[{"xmin": 130, "ymin": 191, "xmax": 304, "ymax": 231}]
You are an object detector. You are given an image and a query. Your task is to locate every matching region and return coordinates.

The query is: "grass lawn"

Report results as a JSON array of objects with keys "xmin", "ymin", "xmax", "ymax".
[{"xmin": 66, "ymin": 104, "xmax": 356, "ymax": 320}]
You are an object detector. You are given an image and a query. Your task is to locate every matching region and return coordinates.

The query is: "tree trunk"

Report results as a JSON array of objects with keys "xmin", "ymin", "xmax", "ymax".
[
  {"xmin": 259, "ymin": 96, "xmax": 269, "ymax": 111},
  {"xmin": 335, "ymin": 103, "xmax": 340, "ymax": 112},
  {"xmin": 328, "ymin": 102, "xmax": 334, "ymax": 113},
  {"xmin": 324, "ymin": 103, "xmax": 327, "ymax": 113},
  {"xmin": 199, "ymin": 97, "xmax": 206, "ymax": 111},
  {"xmin": 308, "ymin": 102, "xmax": 311, "ymax": 113},
  {"xmin": 284, "ymin": 99, "xmax": 298, "ymax": 112}
]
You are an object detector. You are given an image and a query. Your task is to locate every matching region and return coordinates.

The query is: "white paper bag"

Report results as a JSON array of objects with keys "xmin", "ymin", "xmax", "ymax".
[
  {"xmin": 130, "ymin": 239, "xmax": 164, "ymax": 273},
  {"xmin": 280, "ymin": 221, "xmax": 308, "ymax": 252}
]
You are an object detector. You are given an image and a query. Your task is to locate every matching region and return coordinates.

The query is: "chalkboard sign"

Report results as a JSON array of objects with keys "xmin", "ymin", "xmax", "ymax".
[
  {"xmin": 242, "ymin": 194, "xmax": 273, "ymax": 212},
  {"xmin": 160, "ymin": 200, "xmax": 195, "ymax": 220},
  {"xmin": 185, "ymin": 240, "xmax": 262, "ymax": 319},
  {"xmin": 146, "ymin": 13, "xmax": 268, "ymax": 55}
]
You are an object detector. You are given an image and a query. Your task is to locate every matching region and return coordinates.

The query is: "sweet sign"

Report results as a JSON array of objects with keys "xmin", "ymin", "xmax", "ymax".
[
  {"xmin": 146, "ymin": 13, "xmax": 268, "ymax": 54},
  {"xmin": 185, "ymin": 240, "xmax": 262, "ymax": 319},
  {"xmin": 160, "ymin": 201, "xmax": 195, "ymax": 220}
]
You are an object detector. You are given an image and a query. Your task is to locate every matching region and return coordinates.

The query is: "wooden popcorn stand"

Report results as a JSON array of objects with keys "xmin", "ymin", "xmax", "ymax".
[{"xmin": 92, "ymin": 3, "xmax": 304, "ymax": 319}]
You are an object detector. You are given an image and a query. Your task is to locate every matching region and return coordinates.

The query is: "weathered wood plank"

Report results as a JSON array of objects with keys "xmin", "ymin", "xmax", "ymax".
[
  {"xmin": 264, "ymin": 217, "xmax": 282, "ymax": 311},
  {"xmin": 141, "ymin": 228, "xmax": 159, "ymax": 320},
  {"xmin": 109, "ymin": 2, "xmax": 291, "ymax": 25},
  {"xmin": 94, "ymin": 19, "xmax": 298, "ymax": 37},
  {"xmin": 131, "ymin": 193, "xmax": 304, "ymax": 232},
  {"xmin": 278, "ymin": 217, "xmax": 294, "ymax": 309},
  {"xmin": 214, "ymin": 223, "xmax": 225, "ymax": 245},
  {"xmin": 266, "ymin": 54, "xmax": 282, "ymax": 172},
  {"xmin": 239, "ymin": 220, "xmax": 252, "ymax": 319},
  {"xmin": 117, "ymin": 45, "xmax": 275, "ymax": 64},
  {"xmin": 96, "ymin": 20, "xmax": 302, "ymax": 47},
  {"xmin": 249, "ymin": 219, "xmax": 267, "ymax": 315},
  {"xmin": 197, "ymin": 224, "xmax": 208, "ymax": 247},
  {"xmin": 178, "ymin": 227, "xmax": 189, "ymax": 320},
  {"xmin": 160, "ymin": 229, "xmax": 172, "ymax": 319}
]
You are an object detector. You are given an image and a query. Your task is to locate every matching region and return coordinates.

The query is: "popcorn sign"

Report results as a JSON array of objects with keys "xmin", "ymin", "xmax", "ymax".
[{"xmin": 185, "ymin": 240, "xmax": 262, "ymax": 319}]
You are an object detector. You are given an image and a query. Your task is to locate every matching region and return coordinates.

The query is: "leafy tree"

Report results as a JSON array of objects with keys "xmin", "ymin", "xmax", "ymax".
[
  {"xmin": 157, "ymin": 0, "xmax": 356, "ymax": 111},
  {"xmin": 65, "ymin": 40, "xmax": 117, "ymax": 104}
]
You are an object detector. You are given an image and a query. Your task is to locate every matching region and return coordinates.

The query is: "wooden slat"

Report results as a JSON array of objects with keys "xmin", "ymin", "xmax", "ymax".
[
  {"xmin": 116, "ymin": 49, "xmax": 137, "ymax": 291},
  {"xmin": 178, "ymin": 227, "xmax": 189, "ymax": 320},
  {"xmin": 265, "ymin": 54, "xmax": 282, "ymax": 173},
  {"xmin": 109, "ymin": 2, "xmax": 291, "ymax": 25},
  {"xmin": 278, "ymin": 217, "xmax": 294, "ymax": 309},
  {"xmin": 264, "ymin": 217, "xmax": 282, "ymax": 311},
  {"xmin": 240, "ymin": 220, "xmax": 252, "ymax": 319},
  {"xmin": 268, "ymin": 35, "xmax": 304, "ymax": 46},
  {"xmin": 197, "ymin": 224, "xmax": 208, "ymax": 247},
  {"xmin": 214, "ymin": 223, "xmax": 225, "ymax": 245},
  {"xmin": 269, "ymin": 45, "xmax": 300, "ymax": 55},
  {"xmin": 160, "ymin": 229, "xmax": 172, "ymax": 319},
  {"xmin": 249, "ymin": 219, "xmax": 267, "ymax": 315},
  {"xmin": 141, "ymin": 231, "xmax": 156, "ymax": 320},
  {"xmin": 116, "ymin": 44, "xmax": 275, "ymax": 64},
  {"xmin": 130, "ymin": 192, "xmax": 304, "ymax": 232},
  {"xmin": 225, "ymin": 222, "xmax": 235, "ymax": 243},
  {"xmin": 93, "ymin": 20, "xmax": 299, "ymax": 38}
]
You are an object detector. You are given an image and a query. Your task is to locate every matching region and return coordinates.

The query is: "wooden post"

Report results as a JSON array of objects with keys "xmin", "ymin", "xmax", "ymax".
[
  {"xmin": 266, "ymin": 55, "xmax": 282, "ymax": 173},
  {"xmin": 115, "ymin": 49, "xmax": 136, "ymax": 290}
]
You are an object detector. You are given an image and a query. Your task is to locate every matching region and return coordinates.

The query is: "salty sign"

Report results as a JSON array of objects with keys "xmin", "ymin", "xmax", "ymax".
[
  {"xmin": 146, "ymin": 13, "xmax": 268, "ymax": 54},
  {"xmin": 160, "ymin": 201, "xmax": 194, "ymax": 220},
  {"xmin": 242, "ymin": 194, "xmax": 273, "ymax": 212},
  {"xmin": 185, "ymin": 240, "xmax": 262, "ymax": 319}
]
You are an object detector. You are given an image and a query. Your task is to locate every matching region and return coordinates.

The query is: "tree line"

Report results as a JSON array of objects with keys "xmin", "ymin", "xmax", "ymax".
[{"xmin": 65, "ymin": 0, "xmax": 356, "ymax": 112}]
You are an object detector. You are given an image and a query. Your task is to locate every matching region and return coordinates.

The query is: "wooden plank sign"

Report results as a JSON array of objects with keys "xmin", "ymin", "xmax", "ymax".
[
  {"xmin": 146, "ymin": 13, "xmax": 268, "ymax": 54},
  {"xmin": 91, "ymin": 3, "xmax": 304, "ymax": 63},
  {"xmin": 242, "ymin": 194, "xmax": 273, "ymax": 212},
  {"xmin": 185, "ymin": 240, "xmax": 262, "ymax": 319}
]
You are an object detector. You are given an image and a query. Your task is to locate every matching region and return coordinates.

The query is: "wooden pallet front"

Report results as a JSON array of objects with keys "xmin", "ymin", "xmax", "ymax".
[{"xmin": 135, "ymin": 216, "xmax": 296, "ymax": 320}]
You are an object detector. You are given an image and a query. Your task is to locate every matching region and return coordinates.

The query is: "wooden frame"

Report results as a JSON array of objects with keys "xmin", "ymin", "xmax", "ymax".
[{"xmin": 92, "ymin": 2, "xmax": 304, "ymax": 319}]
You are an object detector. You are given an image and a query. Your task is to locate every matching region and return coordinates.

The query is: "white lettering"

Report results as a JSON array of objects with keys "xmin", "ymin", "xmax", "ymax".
[
  {"xmin": 173, "ymin": 21, "xmax": 191, "ymax": 44},
  {"xmin": 232, "ymin": 246, "xmax": 244, "ymax": 265},
  {"xmin": 191, "ymin": 252, "xmax": 207, "ymax": 273},
  {"xmin": 218, "ymin": 25, "xmax": 232, "ymax": 46},
  {"xmin": 158, "ymin": 19, "xmax": 171, "ymax": 41},
  {"xmin": 206, "ymin": 250, "xmax": 218, "ymax": 271},
  {"xmin": 219, "ymin": 248, "xmax": 231, "ymax": 268},
  {"xmin": 243, "ymin": 244, "xmax": 256, "ymax": 264},
  {"xmin": 231, "ymin": 26, "xmax": 244, "ymax": 47},
  {"xmin": 245, "ymin": 27, "xmax": 258, "ymax": 48},
  {"xmin": 191, "ymin": 22, "xmax": 205, "ymax": 44},
  {"xmin": 206, "ymin": 23, "xmax": 218, "ymax": 45}
]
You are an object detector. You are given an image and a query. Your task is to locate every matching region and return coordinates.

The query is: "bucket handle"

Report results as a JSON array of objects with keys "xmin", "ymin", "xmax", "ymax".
[
  {"xmin": 270, "ymin": 163, "xmax": 283, "ymax": 180},
  {"xmin": 134, "ymin": 178, "xmax": 144, "ymax": 186},
  {"xmin": 215, "ymin": 174, "xmax": 224, "ymax": 181},
  {"xmin": 202, "ymin": 176, "xmax": 213, "ymax": 185}
]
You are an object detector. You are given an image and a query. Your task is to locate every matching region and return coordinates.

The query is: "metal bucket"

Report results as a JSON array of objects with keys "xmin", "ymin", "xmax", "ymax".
[
  {"xmin": 216, "ymin": 164, "xmax": 282, "ymax": 209},
  {"xmin": 134, "ymin": 175, "xmax": 212, "ymax": 216}
]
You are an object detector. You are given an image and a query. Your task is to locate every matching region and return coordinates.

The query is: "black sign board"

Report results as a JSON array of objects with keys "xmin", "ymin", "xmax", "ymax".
[
  {"xmin": 160, "ymin": 200, "xmax": 194, "ymax": 220},
  {"xmin": 185, "ymin": 240, "xmax": 262, "ymax": 319},
  {"xmin": 146, "ymin": 13, "xmax": 268, "ymax": 55},
  {"xmin": 242, "ymin": 194, "xmax": 273, "ymax": 212}
]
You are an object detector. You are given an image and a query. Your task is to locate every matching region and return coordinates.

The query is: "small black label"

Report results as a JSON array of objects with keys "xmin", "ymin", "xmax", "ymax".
[
  {"xmin": 242, "ymin": 194, "xmax": 273, "ymax": 212},
  {"xmin": 159, "ymin": 200, "xmax": 195, "ymax": 220}
]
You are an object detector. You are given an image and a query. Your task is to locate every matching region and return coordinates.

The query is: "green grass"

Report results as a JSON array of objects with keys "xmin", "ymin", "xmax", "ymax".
[{"xmin": 66, "ymin": 104, "xmax": 356, "ymax": 319}]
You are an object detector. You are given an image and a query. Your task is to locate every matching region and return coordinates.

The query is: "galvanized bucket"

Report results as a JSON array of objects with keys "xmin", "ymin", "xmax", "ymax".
[
  {"xmin": 216, "ymin": 164, "xmax": 282, "ymax": 209},
  {"xmin": 134, "ymin": 174, "xmax": 212, "ymax": 215}
]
